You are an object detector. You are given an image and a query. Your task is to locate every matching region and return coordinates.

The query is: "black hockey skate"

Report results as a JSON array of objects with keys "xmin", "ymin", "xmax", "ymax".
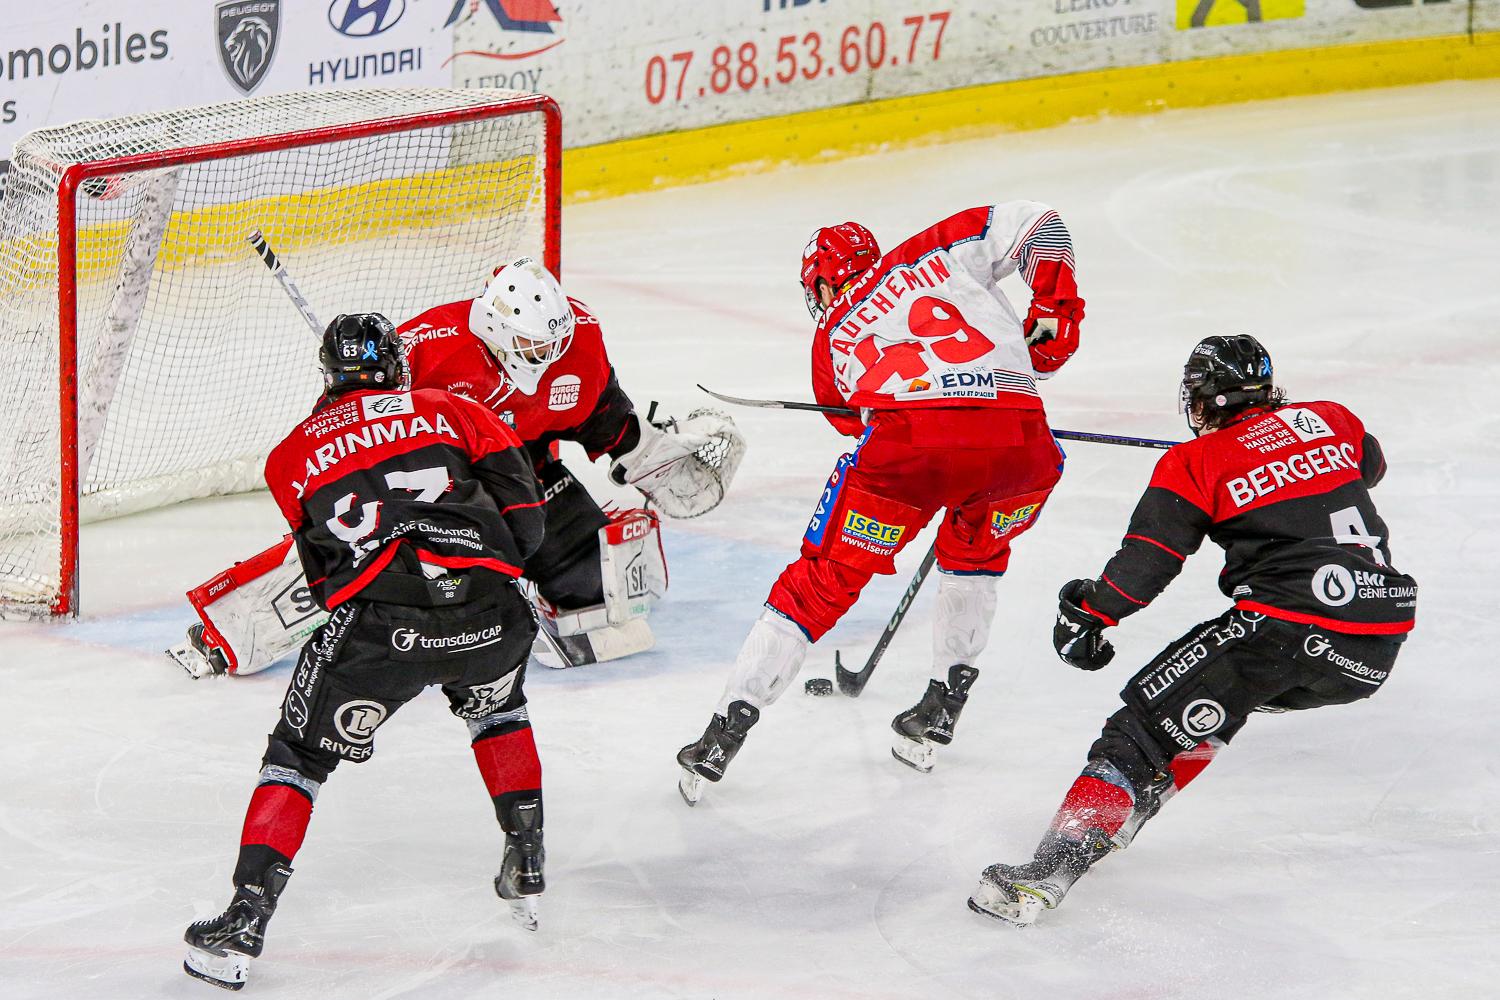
[
  {"xmin": 968, "ymin": 831, "xmax": 1112, "ymax": 927},
  {"xmin": 676, "ymin": 701, "xmax": 760, "ymax": 806},
  {"xmin": 167, "ymin": 622, "xmax": 231, "ymax": 679},
  {"xmin": 183, "ymin": 863, "xmax": 292, "ymax": 990},
  {"xmin": 890, "ymin": 664, "xmax": 979, "ymax": 773},
  {"xmin": 494, "ymin": 797, "xmax": 545, "ymax": 932}
]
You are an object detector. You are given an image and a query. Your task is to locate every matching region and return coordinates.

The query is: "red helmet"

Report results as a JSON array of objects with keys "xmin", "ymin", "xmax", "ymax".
[{"xmin": 800, "ymin": 222, "xmax": 879, "ymax": 317}]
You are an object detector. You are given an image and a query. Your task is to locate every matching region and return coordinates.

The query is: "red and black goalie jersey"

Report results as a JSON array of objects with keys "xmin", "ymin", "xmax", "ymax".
[
  {"xmin": 398, "ymin": 297, "xmax": 637, "ymax": 466},
  {"xmin": 264, "ymin": 388, "xmax": 544, "ymax": 610},
  {"xmin": 1084, "ymin": 400, "xmax": 1417, "ymax": 635}
]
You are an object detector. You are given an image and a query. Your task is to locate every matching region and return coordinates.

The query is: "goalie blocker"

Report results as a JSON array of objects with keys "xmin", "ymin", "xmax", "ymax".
[{"xmin": 170, "ymin": 507, "xmax": 670, "ymax": 677}]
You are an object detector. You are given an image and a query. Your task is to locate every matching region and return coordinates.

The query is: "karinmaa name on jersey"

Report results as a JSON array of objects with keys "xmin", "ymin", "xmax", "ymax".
[{"xmin": 291, "ymin": 411, "xmax": 459, "ymax": 498}]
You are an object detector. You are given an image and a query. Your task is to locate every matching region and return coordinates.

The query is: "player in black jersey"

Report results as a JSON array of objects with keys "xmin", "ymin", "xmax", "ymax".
[
  {"xmin": 969, "ymin": 335, "xmax": 1417, "ymax": 927},
  {"xmin": 183, "ymin": 316, "xmax": 547, "ymax": 991}
]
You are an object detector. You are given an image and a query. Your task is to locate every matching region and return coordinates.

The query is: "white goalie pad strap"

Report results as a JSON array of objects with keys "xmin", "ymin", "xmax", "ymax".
[
  {"xmin": 611, "ymin": 409, "xmax": 747, "ymax": 519},
  {"xmin": 931, "ymin": 571, "xmax": 999, "ymax": 680},
  {"xmin": 186, "ymin": 536, "xmax": 328, "ymax": 676},
  {"xmin": 716, "ymin": 608, "xmax": 809, "ymax": 714}
]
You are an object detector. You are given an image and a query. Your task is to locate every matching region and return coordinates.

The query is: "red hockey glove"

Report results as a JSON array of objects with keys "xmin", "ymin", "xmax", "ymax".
[
  {"xmin": 1053, "ymin": 579, "xmax": 1114, "ymax": 671},
  {"xmin": 1023, "ymin": 296, "xmax": 1084, "ymax": 376}
]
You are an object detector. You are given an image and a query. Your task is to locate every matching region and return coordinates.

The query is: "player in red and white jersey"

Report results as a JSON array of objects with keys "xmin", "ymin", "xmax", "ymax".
[
  {"xmin": 968, "ymin": 335, "xmax": 1416, "ymax": 928},
  {"xmin": 170, "ymin": 259, "xmax": 743, "ymax": 677},
  {"xmin": 677, "ymin": 202, "xmax": 1086, "ymax": 801},
  {"xmin": 183, "ymin": 316, "xmax": 547, "ymax": 989}
]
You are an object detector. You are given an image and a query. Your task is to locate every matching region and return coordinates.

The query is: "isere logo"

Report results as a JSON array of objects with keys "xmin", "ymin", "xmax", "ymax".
[
  {"xmin": 328, "ymin": 0, "xmax": 406, "ymax": 38},
  {"xmin": 991, "ymin": 502, "xmax": 1040, "ymax": 539},
  {"xmin": 842, "ymin": 510, "xmax": 904, "ymax": 549}
]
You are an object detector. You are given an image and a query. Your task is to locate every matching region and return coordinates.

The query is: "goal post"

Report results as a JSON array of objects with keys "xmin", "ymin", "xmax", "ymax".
[{"xmin": 0, "ymin": 89, "xmax": 561, "ymax": 618}]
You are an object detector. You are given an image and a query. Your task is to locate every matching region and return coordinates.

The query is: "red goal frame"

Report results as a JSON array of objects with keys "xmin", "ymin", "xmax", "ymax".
[{"xmin": 49, "ymin": 93, "xmax": 561, "ymax": 616}]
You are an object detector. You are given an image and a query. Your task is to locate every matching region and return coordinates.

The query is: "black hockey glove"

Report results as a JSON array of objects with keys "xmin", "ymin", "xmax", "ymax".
[{"xmin": 1053, "ymin": 579, "xmax": 1114, "ymax": 671}]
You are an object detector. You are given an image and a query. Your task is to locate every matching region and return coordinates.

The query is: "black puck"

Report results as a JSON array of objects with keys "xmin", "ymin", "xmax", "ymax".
[{"xmin": 804, "ymin": 677, "xmax": 834, "ymax": 696}]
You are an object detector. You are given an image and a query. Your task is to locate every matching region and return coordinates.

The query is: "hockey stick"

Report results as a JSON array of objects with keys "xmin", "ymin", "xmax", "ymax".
[
  {"xmin": 835, "ymin": 542, "xmax": 937, "ymax": 697},
  {"xmin": 246, "ymin": 229, "xmax": 324, "ymax": 336},
  {"xmin": 697, "ymin": 385, "xmax": 1179, "ymax": 451}
]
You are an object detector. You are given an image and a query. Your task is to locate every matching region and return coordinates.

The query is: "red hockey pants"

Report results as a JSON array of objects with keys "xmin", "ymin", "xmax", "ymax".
[{"xmin": 767, "ymin": 407, "xmax": 1063, "ymax": 641}]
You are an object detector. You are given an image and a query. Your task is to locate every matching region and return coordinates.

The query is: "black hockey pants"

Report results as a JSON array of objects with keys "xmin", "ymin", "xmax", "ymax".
[{"xmin": 1092, "ymin": 607, "xmax": 1405, "ymax": 789}]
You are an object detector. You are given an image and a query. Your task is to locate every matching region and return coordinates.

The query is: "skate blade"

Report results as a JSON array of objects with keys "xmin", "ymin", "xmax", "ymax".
[
  {"xmin": 967, "ymin": 880, "xmax": 1047, "ymax": 927},
  {"xmin": 183, "ymin": 946, "xmax": 249, "ymax": 990},
  {"xmin": 678, "ymin": 767, "xmax": 705, "ymax": 807},
  {"xmin": 890, "ymin": 736, "xmax": 935, "ymax": 774},
  {"xmin": 506, "ymin": 895, "xmax": 539, "ymax": 932},
  {"xmin": 166, "ymin": 641, "xmax": 218, "ymax": 680}
]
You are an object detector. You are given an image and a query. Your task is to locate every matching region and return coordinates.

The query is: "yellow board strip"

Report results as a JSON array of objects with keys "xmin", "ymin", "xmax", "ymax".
[{"xmin": 562, "ymin": 31, "xmax": 1500, "ymax": 204}]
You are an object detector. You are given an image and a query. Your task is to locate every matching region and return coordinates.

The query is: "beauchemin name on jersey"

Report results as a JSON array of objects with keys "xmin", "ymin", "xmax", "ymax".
[
  {"xmin": 1082, "ymin": 400, "xmax": 1417, "ymax": 635},
  {"xmin": 812, "ymin": 201, "xmax": 1079, "ymax": 416}
]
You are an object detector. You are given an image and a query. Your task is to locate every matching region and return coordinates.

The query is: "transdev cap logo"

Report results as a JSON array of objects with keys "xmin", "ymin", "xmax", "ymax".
[
  {"xmin": 217, "ymin": 0, "xmax": 280, "ymax": 95},
  {"xmin": 445, "ymin": 0, "xmax": 565, "ymax": 60},
  {"xmin": 328, "ymin": 0, "xmax": 406, "ymax": 38}
]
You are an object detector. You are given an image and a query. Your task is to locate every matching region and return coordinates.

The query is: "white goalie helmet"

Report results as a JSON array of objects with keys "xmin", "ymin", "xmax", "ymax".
[{"xmin": 468, "ymin": 257, "xmax": 576, "ymax": 394}]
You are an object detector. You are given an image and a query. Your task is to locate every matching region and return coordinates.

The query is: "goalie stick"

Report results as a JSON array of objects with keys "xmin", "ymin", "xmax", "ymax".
[
  {"xmin": 246, "ymin": 229, "xmax": 324, "ymax": 337},
  {"xmin": 241, "ymin": 229, "xmax": 582, "ymax": 669},
  {"xmin": 696, "ymin": 385, "xmax": 1179, "ymax": 451}
]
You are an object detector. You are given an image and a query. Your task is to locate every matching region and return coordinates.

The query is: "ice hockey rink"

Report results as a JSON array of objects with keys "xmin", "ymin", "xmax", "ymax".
[{"xmin": 3, "ymin": 80, "xmax": 1498, "ymax": 999}]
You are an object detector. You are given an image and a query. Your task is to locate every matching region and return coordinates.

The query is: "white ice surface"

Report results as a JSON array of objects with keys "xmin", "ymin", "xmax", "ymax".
[{"xmin": 3, "ymin": 81, "xmax": 1499, "ymax": 999}]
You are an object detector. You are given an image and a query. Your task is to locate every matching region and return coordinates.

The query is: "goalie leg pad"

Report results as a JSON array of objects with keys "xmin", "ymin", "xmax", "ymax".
[
  {"xmin": 528, "ymin": 508, "xmax": 666, "ymax": 668},
  {"xmin": 173, "ymin": 536, "xmax": 327, "ymax": 677},
  {"xmin": 600, "ymin": 509, "xmax": 667, "ymax": 626}
]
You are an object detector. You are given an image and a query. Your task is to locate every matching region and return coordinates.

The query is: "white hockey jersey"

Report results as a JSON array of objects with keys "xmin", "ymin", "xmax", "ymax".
[{"xmin": 812, "ymin": 201, "xmax": 1079, "ymax": 413}]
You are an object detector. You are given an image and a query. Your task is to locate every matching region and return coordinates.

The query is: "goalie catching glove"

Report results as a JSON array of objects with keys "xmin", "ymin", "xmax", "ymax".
[{"xmin": 609, "ymin": 408, "xmax": 746, "ymax": 519}]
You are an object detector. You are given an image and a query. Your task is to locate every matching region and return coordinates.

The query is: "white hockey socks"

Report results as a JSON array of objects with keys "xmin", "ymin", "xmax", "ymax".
[
  {"xmin": 931, "ymin": 571, "xmax": 998, "ymax": 680},
  {"xmin": 715, "ymin": 609, "xmax": 809, "ymax": 714}
]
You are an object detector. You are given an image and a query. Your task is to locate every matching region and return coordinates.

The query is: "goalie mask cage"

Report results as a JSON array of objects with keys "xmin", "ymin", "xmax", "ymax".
[{"xmin": 0, "ymin": 88, "xmax": 560, "ymax": 618}]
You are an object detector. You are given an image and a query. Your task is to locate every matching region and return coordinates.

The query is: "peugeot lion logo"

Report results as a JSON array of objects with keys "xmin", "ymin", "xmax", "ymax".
[{"xmin": 217, "ymin": 1, "xmax": 280, "ymax": 95}]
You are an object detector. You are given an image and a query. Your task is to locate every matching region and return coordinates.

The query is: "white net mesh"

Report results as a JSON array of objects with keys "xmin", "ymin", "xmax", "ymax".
[{"xmin": 0, "ymin": 88, "xmax": 555, "ymax": 616}]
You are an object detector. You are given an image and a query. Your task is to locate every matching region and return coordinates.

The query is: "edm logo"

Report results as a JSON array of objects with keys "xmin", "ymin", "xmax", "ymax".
[
  {"xmin": 939, "ymin": 370, "xmax": 996, "ymax": 391},
  {"xmin": 328, "ymin": 0, "xmax": 405, "ymax": 37}
]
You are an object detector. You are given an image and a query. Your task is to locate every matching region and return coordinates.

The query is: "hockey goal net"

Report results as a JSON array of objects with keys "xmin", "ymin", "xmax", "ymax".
[{"xmin": 0, "ymin": 88, "xmax": 560, "ymax": 618}]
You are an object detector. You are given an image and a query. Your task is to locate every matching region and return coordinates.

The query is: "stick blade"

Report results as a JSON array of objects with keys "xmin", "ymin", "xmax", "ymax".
[{"xmin": 834, "ymin": 650, "xmax": 867, "ymax": 698}]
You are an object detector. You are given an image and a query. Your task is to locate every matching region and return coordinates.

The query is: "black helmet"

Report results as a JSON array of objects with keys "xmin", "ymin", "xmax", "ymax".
[
  {"xmin": 320, "ymin": 313, "xmax": 406, "ymax": 396},
  {"xmin": 1180, "ymin": 335, "xmax": 1276, "ymax": 435}
]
